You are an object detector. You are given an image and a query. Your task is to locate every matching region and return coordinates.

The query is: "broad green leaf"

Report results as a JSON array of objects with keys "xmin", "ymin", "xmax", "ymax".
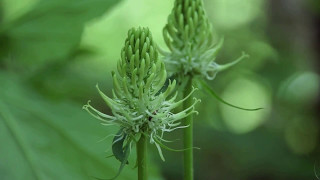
[
  {"xmin": 196, "ymin": 79, "xmax": 263, "ymax": 111},
  {"xmin": 0, "ymin": 73, "xmax": 162, "ymax": 180},
  {"xmin": 0, "ymin": 0, "xmax": 121, "ymax": 67}
]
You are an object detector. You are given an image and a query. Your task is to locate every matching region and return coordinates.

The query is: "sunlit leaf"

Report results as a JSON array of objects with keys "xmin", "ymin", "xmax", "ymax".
[{"xmin": 0, "ymin": 0, "xmax": 122, "ymax": 67}]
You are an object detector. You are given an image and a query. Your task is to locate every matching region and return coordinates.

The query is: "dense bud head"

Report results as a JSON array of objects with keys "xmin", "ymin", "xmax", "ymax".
[
  {"xmin": 164, "ymin": 0, "xmax": 213, "ymax": 53},
  {"xmin": 162, "ymin": 0, "xmax": 241, "ymax": 80},
  {"xmin": 119, "ymin": 27, "xmax": 159, "ymax": 80},
  {"xmin": 114, "ymin": 27, "xmax": 168, "ymax": 101}
]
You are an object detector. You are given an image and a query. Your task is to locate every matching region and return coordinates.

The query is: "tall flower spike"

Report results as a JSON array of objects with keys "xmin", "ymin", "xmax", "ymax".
[
  {"xmin": 162, "ymin": 0, "xmax": 249, "ymax": 80},
  {"xmin": 83, "ymin": 27, "xmax": 200, "ymax": 161}
]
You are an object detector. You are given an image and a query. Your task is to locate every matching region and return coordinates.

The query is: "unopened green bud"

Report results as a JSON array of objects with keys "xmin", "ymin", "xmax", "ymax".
[{"xmin": 162, "ymin": 0, "xmax": 248, "ymax": 80}]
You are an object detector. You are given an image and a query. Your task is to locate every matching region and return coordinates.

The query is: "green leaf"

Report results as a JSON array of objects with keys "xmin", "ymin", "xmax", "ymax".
[
  {"xmin": 0, "ymin": 73, "xmax": 163, "ymax": 180},
  {"xmin": 196, "ymin": 79, "xmax": 263, "ymax": 111},
  {"xmin": 112, "ymin": 130, "xmax": 128, "ymax": 164},
  {"xmin": 0, "ymin": 0, "xmax": 121, "ymax": 67},
  {"xmin": 103, "ymin": 144, "xmax": 131, "ymax": 180}
]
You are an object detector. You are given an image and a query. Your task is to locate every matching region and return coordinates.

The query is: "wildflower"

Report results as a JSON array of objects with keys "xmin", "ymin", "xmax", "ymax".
[
  {"xmin": 162, "ymin": 0, "xmax": 248, "ymax": 80},
  {"xmin": 83, "ymin": 27, "xmax": 199, "ymax": 160}
]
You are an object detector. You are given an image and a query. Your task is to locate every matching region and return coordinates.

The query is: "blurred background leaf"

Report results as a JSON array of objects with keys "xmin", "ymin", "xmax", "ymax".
[
  {"xmin": 0, "ymin": 0, "xmax": 121, "ymax": 69},
  {"xmin": 0, "ymin": 72, "xmax": 162, "ymax": 180}
]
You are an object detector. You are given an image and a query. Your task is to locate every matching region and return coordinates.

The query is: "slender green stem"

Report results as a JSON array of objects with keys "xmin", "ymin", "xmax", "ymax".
[
  {"xmin": 183, "ymin": 77, "xmax": 194, "ymax": 180},
  {"xmin": 137, "ymin": 134, "xmax": 147, "ymax": 180}
]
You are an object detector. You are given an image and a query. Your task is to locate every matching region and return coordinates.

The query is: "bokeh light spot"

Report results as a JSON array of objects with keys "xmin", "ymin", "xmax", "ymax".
[
  {"xmin": 220, "ymin": 78, "xmax": 271, "ymax": 134},
  {"xmin": 208, "ymin": 0, "xmax": 264, "ymax": 30},
  {"xmin": 279, "ymin": 72, "xmax": 320, "ymax": 104},
  {"xmin": 285, "ymin": 118, "xmax": 319, "ymax": 154}
]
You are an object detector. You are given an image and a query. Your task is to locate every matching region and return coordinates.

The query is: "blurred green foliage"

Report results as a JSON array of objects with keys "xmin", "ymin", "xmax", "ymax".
[
  {"xmin": 0, "ymin": 0, "xmax": 319, "ymax": 179},
  {"xmin": 0, "ymin": 72, "xmax": 162, "ymax": 180},
  {"xmin": 1, "ymin": 0, "xmax": 123, "ymax": 68},
  {"xmin": 0, "ymin": 72, "xmax": 133, "ymax": 179}
]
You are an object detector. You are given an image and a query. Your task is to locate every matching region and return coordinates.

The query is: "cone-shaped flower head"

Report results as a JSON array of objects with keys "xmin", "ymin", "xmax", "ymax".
[
  {"xmin": 83, "ymin": 27, "xmax": 199, "ymax": 160},
  {"xmin": 163, "ymin": 0, "xmax": 248, "ymax": 80}
]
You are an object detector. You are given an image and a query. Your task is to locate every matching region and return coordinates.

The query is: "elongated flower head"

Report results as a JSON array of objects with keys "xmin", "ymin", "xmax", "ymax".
[
  {"xmin": 84, "ymin": 27, "xmax": 199, "ymax": 161},
  {"xmin": 163, "ymin": 0, "xmax": 248, "ymax": 80},
  {"xmin": 118, "ymin": 27, "xmax": 159, "ymax": 87},
  {"xmin": 164, "ymin": 0, "xmax": 213, "ymax": 53}
]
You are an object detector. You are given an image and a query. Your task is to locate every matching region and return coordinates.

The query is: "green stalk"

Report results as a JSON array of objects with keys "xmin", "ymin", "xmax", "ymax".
[
  {"xmin": 183, "ymin": 77, "xmax": 194, "ymax": 180},
  {"xmin": 137, "ymin": 134, "xmax": 147, "ymax": 180}
]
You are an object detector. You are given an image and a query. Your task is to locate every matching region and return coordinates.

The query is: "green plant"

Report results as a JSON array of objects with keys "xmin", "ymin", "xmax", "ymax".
[
  {"xmin": 161, "ymin": 0, "xmax": 260, "ymax": 179},
  {"xmin": 162, "ymin": 0, "xmax": 248, "ymax": 81},
  {"xmin": 83, "ymin": 27, "xmax": 199, "ymax": 179}
]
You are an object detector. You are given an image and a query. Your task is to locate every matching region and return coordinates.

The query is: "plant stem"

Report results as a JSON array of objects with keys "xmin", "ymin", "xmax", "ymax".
[
  {"xmin": 183, "ymin": 77, "xmax": 194, "ymax": 180},
  {"xmin": 137, "ymin": 134, "xmax": 147, "ymax": 180}
]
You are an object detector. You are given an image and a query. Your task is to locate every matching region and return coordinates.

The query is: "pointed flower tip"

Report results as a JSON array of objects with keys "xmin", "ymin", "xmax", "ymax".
[
  {"xmin": 241, "ymin": 51, "xmax": 250, "ymax": 59},
  {"xmin": 214, "ymin": 51, "xmax": 250, "ymax": 73},
  {"xmin": 191, "ymin": 86, "xmax": 198, "ymax": 93},
  {"xmin": 194, "ymin": 147, "xmax": 201, "ymax": 150},
  {"xmin": 193, "ymin": 97, "xmax": 201, "ymax": 103},
  {"xmin": 192, "ymin": 98, "xmax": 201, "ymax": 116},
  {"xmin": 82, "ymin": 100, "xmax": 91, "ymax": 110},
  {"xmin": 184, "ymin": 124, "xmax": 191, "ymax": 128}
]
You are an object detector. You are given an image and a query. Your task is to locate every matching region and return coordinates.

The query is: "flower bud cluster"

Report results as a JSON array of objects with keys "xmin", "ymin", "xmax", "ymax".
[
  {"xmin": 84, "ymin": 27, "xmax": 199, "ymax": 160},
  {"xmin": 163, "ymin": 0, "xmax": 248, "ymax": 80}
]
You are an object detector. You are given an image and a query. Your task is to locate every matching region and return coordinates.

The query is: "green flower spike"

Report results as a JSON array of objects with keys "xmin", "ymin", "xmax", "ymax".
[
  {"xmin": 83, "ymin": 27, "xmax": 200, "ymax": 162},
  {"xmin": 162, "ymin": 0, "xmax": 249, "ymax": 80}
]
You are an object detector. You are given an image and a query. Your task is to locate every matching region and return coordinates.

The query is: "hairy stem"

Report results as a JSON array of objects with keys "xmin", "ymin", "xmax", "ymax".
[
  {"xmin": 137, "ymin": 134, "xmax": 147, "ymax": 180},
  {"xmin": 183, "ymin": 77, "xmax": 194, "ymax": 180}
]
